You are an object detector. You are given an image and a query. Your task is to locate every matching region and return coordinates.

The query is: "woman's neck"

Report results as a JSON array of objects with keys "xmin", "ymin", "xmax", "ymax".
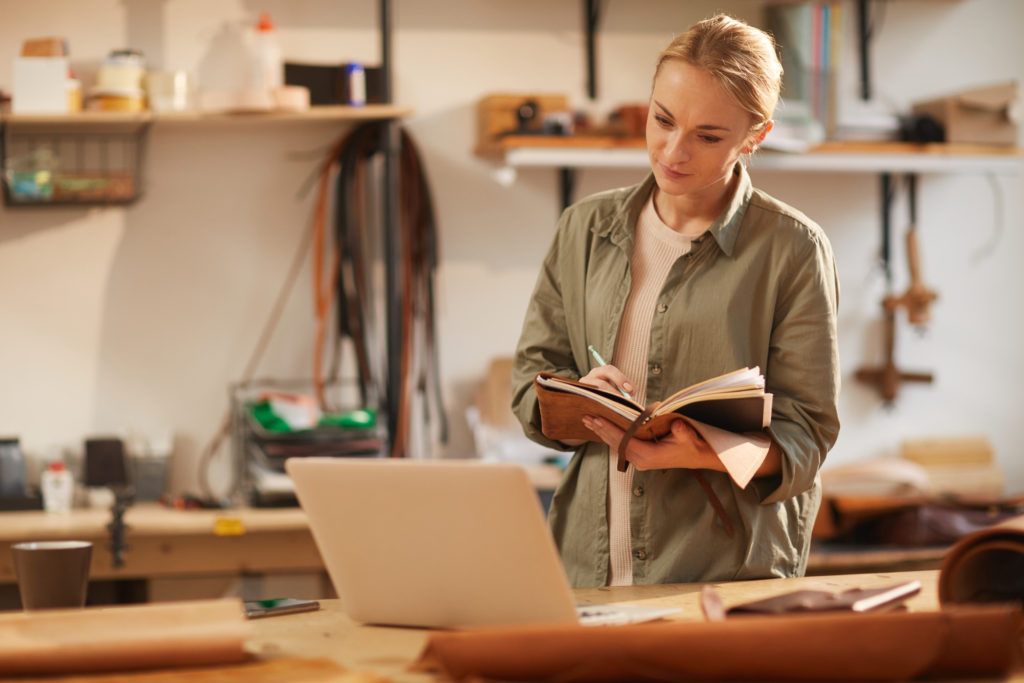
[{"xmin": 653, "ymin": 168, "xmax": 738, "ymax": 236}]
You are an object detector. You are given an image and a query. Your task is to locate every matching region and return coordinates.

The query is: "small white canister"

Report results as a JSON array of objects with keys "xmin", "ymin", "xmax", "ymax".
[{"xmin": 41, "ymin": 461, "xmax": 74, "ymax": 513}]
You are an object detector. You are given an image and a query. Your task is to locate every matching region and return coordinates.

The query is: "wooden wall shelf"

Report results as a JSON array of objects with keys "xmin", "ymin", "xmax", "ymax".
[
  {"xmin": 0, "ymin": 105, "xmax": 413, "ymax": 208},
  {"xmin": 487, "ymin": 138, "xmax": 1024, "ymax": 176},
  {"xmin": 1, "ymin": 105, "xmax": 413, "ymax": 128}
]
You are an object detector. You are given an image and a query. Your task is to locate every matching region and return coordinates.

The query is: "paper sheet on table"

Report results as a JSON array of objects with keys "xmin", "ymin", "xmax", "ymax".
[{"xmin": 0, "ymin": 598, "xmax": 251, "ymax": 676}]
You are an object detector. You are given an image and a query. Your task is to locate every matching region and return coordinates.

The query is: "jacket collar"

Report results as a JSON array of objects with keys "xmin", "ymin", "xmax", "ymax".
[{"xmin": 595, "ymin": 163, "xmax": 753, "ymax": 258}]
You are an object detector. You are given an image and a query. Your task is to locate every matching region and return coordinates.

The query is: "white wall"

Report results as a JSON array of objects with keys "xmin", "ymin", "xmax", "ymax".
[{"xmin": 1, "ymin": 0, "xmax": 1022, "ymax": 497}]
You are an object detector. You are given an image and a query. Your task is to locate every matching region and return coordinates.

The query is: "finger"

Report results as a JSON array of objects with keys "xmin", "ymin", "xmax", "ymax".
[
  {"xmin": 581, "ymin": 415, "xmax": 624, "ymax": 449},
  {"xmin": 578, "ymin": 368, "xmax": 617, "ymax": 391},
  {"xmin": 600, "ymin": 366, "xmax": 635, "ymax": 395},
  {"xmin": 581, "ymin": 365, "xmax": 634, "ymax": 395}
]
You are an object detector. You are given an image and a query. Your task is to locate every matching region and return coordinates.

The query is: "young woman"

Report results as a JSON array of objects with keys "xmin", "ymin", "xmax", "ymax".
[{"xmin": 511, "ymin": 14, "xmax": 840, "ymax": 587}]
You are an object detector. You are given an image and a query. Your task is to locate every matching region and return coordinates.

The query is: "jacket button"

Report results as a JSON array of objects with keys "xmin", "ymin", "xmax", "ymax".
[
  {"xmin": 650, "ymin": 364, "xmax": 662, "ymax": 375},
  {"xmin": 634, "ymin": 549, "xmax": 647, "ymax": 560},
  {"xmin": 656, "ymin": 303, "xmax": 668, "ymax": 313},
  {"xmin": 633, "ymin": 485, "xmax": 644, "ymax": 497}
]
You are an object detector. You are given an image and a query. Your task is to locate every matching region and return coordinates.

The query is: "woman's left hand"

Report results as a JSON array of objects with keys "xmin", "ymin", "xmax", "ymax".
[{"xmin": 581, "ymin": 415, "xmax": 718, "ymax": 471}]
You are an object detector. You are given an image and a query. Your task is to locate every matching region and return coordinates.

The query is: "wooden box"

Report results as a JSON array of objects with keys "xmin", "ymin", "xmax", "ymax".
[{"xmin": 475, "ymin": 93, "xmax": 570, "ymax": 155}]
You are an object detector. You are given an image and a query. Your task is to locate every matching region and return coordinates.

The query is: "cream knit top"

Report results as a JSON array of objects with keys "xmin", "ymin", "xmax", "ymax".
[{"xmin": 608, "ymin": 190, "xmax": 693, "ymax": 586}]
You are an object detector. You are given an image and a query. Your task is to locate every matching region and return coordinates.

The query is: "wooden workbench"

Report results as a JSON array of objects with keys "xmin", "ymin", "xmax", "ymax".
[
  {"xmin": 0, "ymin": 504, "xmax": 325, "ymax": 605},
  {"xmin": 2, "ymin": 568, "xmax": 1020, "ymax": 681},
  {"xmin": 0, "ymin": 502, "xmax": 946, "ymax": 588},
  {"xmin": 242, "ymin": 568, "xmax": 1022, "ymax": 682}
]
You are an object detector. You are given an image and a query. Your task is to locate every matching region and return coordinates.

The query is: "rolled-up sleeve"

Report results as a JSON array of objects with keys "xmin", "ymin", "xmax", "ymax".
[{"xmin": 756, "ymin": 228, "xmax": 841, "ymax": 503}]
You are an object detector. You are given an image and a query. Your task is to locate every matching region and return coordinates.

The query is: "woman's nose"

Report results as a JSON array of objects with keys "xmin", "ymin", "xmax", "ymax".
[{"xmin": 664, "ymin": 132, "xmax": 690, "ymax": 162}]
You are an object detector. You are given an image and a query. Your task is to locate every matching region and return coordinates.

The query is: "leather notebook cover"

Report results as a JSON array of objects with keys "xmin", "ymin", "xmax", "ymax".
[{"xmin": 534, "ymin": 371, "xmax": 770, "ymax": 444}]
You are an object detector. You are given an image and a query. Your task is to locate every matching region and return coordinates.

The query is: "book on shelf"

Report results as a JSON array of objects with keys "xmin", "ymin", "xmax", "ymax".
[
  {"xmin": 533, "ymin": 366, "xmax": 772, "ymax": 458},
  {"xmin": 764, "ymin": 1, "xmax": 840, "ymax": 145}
]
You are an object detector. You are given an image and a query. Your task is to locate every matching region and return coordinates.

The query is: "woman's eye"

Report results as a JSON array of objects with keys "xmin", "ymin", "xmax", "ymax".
[
  {"xmin": 699, "ymin": 135, "xmax": 722, "ymax": 143},
  {"xmin": 655, "ymin": 115, "xmax": 672, "ymax": 127}
]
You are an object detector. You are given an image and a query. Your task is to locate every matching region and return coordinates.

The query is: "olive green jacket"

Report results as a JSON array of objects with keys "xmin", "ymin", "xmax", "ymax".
[{"xmin": 511, "ymin": 167, "xmax": 840, "ymax": 588}]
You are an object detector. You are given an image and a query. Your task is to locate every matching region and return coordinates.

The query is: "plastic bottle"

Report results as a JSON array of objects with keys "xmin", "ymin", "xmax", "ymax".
[
  {"xmin": 41, "ymin": 461, "xmax": 74, "ymax": 513},
  {"xmin": 345, "ymin": 62, "xmax": 366, "ymax": 107},
  {"xmin": 252, "ymin": 12, "xmax": 283, "ymax": 92}
]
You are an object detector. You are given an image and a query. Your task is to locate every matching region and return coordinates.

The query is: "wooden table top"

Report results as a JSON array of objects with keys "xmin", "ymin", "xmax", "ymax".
[{"xmin": 247, "ymin": 569, "xmax": 952, "ymax": 682}]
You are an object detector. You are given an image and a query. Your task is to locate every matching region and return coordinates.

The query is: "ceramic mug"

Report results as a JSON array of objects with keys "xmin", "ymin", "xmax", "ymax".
[{"xmin": 11, "ymin": 540, "xmax": 92, "ymax": 610}]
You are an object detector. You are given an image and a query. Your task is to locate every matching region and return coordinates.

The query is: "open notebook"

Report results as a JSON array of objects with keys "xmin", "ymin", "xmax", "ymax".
[{"xmin": 286, "ymin": 457, "xmax": 680, "ymax": 628}]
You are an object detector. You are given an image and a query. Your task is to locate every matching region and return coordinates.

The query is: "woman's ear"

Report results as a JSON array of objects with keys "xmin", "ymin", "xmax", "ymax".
[{"xmin": 742, "ymin": 120, "xmax": 774, "ymax": 154}]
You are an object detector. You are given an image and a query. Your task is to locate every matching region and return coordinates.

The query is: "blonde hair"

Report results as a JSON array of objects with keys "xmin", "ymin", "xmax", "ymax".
[{"xmin": 655, "ymin": 14, "xmax": 781, "ymax": 133}]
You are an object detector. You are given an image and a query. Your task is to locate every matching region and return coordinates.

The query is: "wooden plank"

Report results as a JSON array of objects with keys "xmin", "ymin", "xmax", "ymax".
[
  {"xmin": 495, "ymin": 135, "xmax": 646, "ymax": 149},
  {"xmin": 0, "ymin": 530, "xmax": 324, "ymax": 583},
  {"xmin": 810, "ymin": 140, "xmax": 1024, "ymax": 157},
  {"xmin": 485, "ymin": 136, "xmax": 1024, "ymax": 157},
  {"xmin": 901, "ymin": 435, "xmax": 994, "ymax": 465},
  {"xmin": 0, "ymin": 105, "xmax": 413, "ymax": 127},
  {"xmin": 0, "ymin": 504, "xmax": 312, "ymax": 541},
  {"xmin": 153, "ymin": 104, "xmax": 413, "ymax": 124},
  {"xmin": 0, "ymin": 111, "xmax": 152, "ymax": 125}
]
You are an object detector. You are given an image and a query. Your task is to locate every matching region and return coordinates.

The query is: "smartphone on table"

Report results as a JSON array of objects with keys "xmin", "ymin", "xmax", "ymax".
[{"xmin": 243, "ymin": 597, "xmax": 321, "ymax": 619}]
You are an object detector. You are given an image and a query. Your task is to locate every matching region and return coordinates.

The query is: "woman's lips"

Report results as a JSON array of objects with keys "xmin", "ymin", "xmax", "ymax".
[{"xmin": 659, "ymin": 163, "xmax": 689, "ymax": 179}]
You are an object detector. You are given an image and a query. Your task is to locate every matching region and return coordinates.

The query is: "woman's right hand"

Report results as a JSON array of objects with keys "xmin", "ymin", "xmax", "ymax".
[{"xmin": 579, "ymin": 365, "xmax": 635, "ymax": 398}]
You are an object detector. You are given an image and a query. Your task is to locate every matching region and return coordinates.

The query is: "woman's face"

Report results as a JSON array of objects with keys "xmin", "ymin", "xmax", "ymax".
[{"xmin": 646, "ymin": 60, "xmax": 761, "ymax": 201}]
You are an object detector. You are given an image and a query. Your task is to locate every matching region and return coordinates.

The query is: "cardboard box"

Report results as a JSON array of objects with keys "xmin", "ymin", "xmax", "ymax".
[
  {"xmin": 20, "ymin": 37, "xmax": 68, "ymax": 57},
  {"xmin": 474, "ymin": 357, "xmax": 517, "ymax": 430},
  {"xmin": 912, "ymin": 81, "xmax": 1020, "ymax": 146},
  {"xmin": 12, "ymin": 56, "xmax": 69, "ymax": 114}
]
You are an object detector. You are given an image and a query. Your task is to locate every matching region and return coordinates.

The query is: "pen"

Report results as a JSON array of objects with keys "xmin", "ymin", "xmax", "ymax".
[{"xmin": 587, "ymin": 345, "xmax": 633, "ymax": 400}]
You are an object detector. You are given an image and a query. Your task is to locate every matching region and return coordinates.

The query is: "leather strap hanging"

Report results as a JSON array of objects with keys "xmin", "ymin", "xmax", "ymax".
[
  {"xmin": 313, "ymin": 122, "xmax": 447, "ymax": 457},
  {"xmin": 691, "ymin": 470, "xmax": 735, "ymax": 538},
  {"xmin": 617, "ymin": 406, "xmax": 734, "ymax": 538},
  {"xmin": 334, "ymin": 124, "xmax": 380, "ymax": 408},
  {"xmin": 311, "ymin": 138, "xmax": 346, "ymax": 410},
  {"xmin": 399, "ymin": 131, "xmax": 448, "ymax": 446}
]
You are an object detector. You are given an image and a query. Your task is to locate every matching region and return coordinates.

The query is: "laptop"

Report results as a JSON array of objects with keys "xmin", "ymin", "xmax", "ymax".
[{"xmin": 285, "ymin": 457, "xmax": 681, "ymax": 628}]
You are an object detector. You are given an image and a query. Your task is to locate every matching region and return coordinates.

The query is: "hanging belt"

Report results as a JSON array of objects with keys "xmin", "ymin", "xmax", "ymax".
[{"xmin": 314, "ymin": 123, "xmax": 447, "ymax": 456}]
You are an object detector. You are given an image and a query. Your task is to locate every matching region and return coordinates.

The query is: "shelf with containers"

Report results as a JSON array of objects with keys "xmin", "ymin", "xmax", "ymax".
[
  {"xmin": 0, "ymin": 105, "xmax": 411, "ymax": 208},
  {"xmin": 2, "ymin": 0, "xmax": 417, "ymax": 494},
  {"xmin": 0, "ymin": 113, "xmax": 149, "ymax": 207}
]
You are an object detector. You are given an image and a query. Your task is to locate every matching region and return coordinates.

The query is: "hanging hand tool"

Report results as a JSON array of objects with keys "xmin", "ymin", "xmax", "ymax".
[
  {"xmin": 855, "ymin": 173, "xmax": 935, "ymax": 403},
  {"xmin": 882, "ymin": 175, "xmax": 938, "ymax": 327}
]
